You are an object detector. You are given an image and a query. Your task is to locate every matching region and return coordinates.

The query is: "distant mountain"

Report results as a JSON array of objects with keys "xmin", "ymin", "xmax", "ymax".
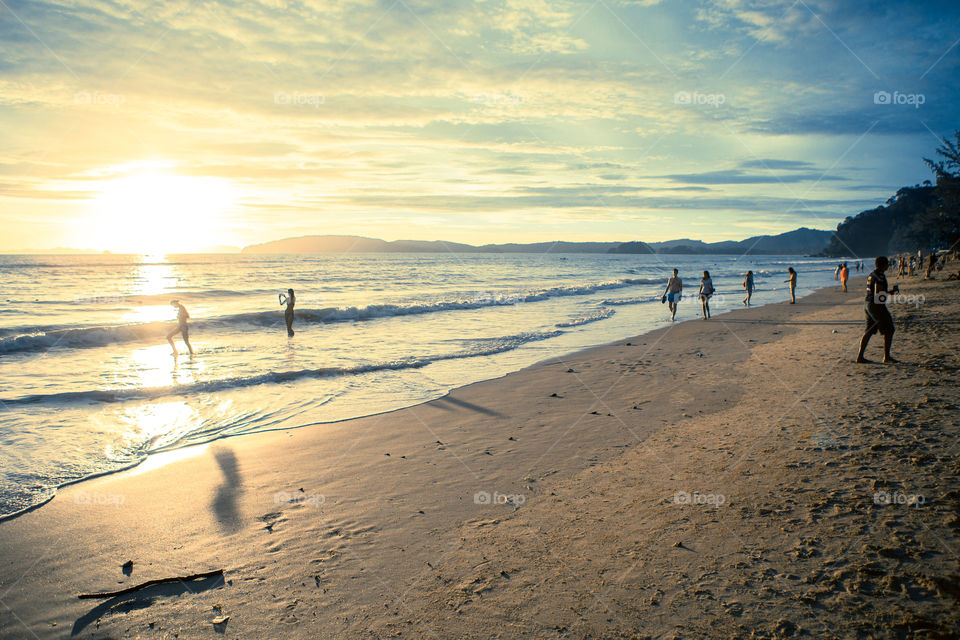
[
  {"xmin": 242, "ymin": 236, "xmax": 622, "ymax": 254},
  {"xmin": 607, "ymin": 241, "xmax": 655, "ymax": 254},
  {"xmin": 610, "ymin": 228, "xmax": 834, "ymax": 255},
  {"xmin": 241, "ymin": 229, "xmax": 834, "ymax": 256}
]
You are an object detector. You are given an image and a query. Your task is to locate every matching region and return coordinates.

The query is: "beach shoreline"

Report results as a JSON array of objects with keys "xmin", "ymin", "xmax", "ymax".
[{"xmin": 1, "ymin": 275, "xmax": 958, "ymax": 639}]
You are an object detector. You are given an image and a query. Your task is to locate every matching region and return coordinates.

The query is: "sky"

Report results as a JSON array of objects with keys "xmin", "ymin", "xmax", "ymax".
[{"xmin": 0, "ymin": 0, "xmax": 958, "ymax": 253}]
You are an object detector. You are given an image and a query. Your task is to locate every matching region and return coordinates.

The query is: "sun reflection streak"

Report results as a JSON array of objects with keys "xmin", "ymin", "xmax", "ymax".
[{"xmin": 121, "ymin": 255, "xmax": 180, "ymax": 324}]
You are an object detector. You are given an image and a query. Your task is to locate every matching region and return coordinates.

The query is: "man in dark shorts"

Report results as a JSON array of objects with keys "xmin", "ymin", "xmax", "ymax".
[{"xmin": 856, "ymin": 256, "xmax": 899, "ymax": 363}]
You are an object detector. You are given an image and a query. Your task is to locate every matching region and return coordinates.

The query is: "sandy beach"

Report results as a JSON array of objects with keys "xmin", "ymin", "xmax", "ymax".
[{"xmin": 1, "ymin": 276, "xmax": 958, "ymax": 639}]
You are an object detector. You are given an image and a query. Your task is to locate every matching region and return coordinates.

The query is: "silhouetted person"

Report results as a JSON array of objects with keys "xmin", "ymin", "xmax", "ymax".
[
  {"xmin": 856, "ymin": 256, "xmax": 899, "ymax": 364},
  {"xmin": 743, "ymin": 270, "xmax": 754, "ymax": 306},
  {"xmin": 785, "ymin": 267, "xmax": 797, "ymax": 304},
  {"xmin": 925, "ymin": 253, "xmax": 937, "ymax": 279},
  {"xmin": 167, "ymin": 300, "xmax": 194, "ymax": 356},
  {"xmin": 280, "ymin": 288, "xmax": 296, "ymax": 336}
]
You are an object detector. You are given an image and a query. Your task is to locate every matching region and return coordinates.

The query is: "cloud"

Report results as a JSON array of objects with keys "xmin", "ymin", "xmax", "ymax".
[{"xmin": 661, "ymin": 168, "xmax": 847, "ymax": 184}]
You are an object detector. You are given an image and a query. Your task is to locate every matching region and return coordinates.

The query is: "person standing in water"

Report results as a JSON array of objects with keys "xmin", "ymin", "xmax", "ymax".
[
  {"xmin": 840, "ymin": 262, "xmax": 849, "ymax": 292},
  {"xmin": 742, "ymin": 270, "xmax": 754, "ymax": 306},
  {"xmin": 856, "ymin": 256, "xmax": 899, "ymax": 363},
  {"xmin": 662, "ymin": 268, "xmax": 683, "ymax": 321},
  {"xmin": 280, "ymin": 288, "xmax": 296, "ymax": 337},
  {"xmin": 698, "ymin": 270, "xmax": 714, "ymax": 320},
  {"xmin": 785, "ymin": 267, "xmax": 797, "ymax": 304},
  {"xmin": 167, "ymin": 300, "xmax": 194, "ymax": 356}
]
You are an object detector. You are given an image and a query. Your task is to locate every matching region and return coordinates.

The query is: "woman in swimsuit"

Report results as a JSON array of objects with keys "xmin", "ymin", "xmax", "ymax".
[{"xmin": 280, "ymin": 289, "xmax": 296, "ymax": 337}]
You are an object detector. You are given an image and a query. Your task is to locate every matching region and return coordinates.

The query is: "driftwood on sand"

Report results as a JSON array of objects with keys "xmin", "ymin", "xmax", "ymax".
[{"xmin": 77, "ymin": 568, "xmax": 224, "ymax": 599}]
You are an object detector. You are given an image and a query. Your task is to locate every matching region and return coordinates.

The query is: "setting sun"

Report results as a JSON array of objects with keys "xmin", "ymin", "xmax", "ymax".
[{"xmin": 85, "ymin": 167, "xmax": 235, "ymax": 254}]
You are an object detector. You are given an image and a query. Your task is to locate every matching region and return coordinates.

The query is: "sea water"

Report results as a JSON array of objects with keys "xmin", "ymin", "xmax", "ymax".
[{"xmin": 0, "ymin": 252, "xmax": 852, "ymax": 518}]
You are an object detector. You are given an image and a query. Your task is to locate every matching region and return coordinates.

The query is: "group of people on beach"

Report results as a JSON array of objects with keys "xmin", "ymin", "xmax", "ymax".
[
  {"xmin": 661, "ymin": 267, "xmax": 799, "ymax": 322},
  {"xmin": 165, "ymin": 288, "xmax": 297, "ymax": 356},
  {"xmin": 894, "ymin": 249, "xmax": 957, "ymax": 280}
]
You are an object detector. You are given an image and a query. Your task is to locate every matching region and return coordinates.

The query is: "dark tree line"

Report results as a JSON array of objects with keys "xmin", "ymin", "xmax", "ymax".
[{"xmin": 821, "ymin": 130, "xmax": 960, "ymax": 258}]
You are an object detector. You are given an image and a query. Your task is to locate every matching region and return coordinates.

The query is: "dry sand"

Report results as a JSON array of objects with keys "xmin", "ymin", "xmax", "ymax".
[{"xmin": 1, "ymin": 276, "xmax": 958, "ymax": 639}]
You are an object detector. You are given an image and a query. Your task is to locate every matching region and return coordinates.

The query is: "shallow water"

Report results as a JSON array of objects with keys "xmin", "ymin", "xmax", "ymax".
[{"xmin": 0, "ymin": 252, "xmax": 853, "ymax": 517}]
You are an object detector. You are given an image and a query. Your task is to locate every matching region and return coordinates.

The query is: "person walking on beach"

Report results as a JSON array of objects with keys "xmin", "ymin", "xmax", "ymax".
[
  {"xmin": 856, "ymin": 256, "xmax": 899, "ymax": 364},
  {"xmin": 925, "ymin": 253, "xmax": 937, "ymax": 280},
  {"xmin": 840, "ymin": 262, "xmax": 849, "ymax": 292},
  {"xmin": 280, "ymin": 288, "xmax": 296, "ymax": 336},
  {"xmin": 167, "ymin": 300, "xmax": 194, "ymax": 356},
  {"xmin": 785, "ymin": 267, "xmax": 797, "ymax": 304},
  {"xmin": 699, "ymin": 270, "xmax": 714, "ymax": 319},
  {"xmin": 743, "ymin": 270, "xmax": 754, "ymax": 306},
  {"xmin": 834, "ymin": 263, "xmax": 841, "ymax": 280},
  {"xmin": 662, "ymin": 268, "xmax": 683, "ymax": 321}
]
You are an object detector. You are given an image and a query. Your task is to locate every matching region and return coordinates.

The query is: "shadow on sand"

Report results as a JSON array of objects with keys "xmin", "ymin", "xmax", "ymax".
[
  {"xmin": 432, "ymin": 395, "xmax": 505, "ymax": 418},
  {"xmin": 72, "ymin": 573, "xmax": 225, "ymax": 635},
  {"xmin": 212, "ymin": 446, "xmax": 244, "ymax": 533}
]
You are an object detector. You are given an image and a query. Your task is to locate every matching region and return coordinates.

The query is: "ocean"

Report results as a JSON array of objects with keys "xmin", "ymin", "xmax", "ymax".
[{"xmin": 0, "ymin": 252, "xmax": 853, "ymax": 518}]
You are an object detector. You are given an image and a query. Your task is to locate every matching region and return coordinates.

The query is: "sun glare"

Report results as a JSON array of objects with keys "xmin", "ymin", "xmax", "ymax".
[{"xmin": 88, "ymin": 167, "xmax": 234, "ymax": 254}]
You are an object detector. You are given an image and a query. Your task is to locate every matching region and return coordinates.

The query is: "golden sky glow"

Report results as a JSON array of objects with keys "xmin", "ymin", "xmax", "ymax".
[{"xmin": 0, "ymin": 0, "xmax": 955, "ymax": 252}]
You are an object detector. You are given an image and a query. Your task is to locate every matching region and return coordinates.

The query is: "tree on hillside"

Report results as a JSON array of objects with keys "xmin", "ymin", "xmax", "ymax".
[
  {"xmin": 821, "ymin": 185, "xmax": 936, "ymax": 257},
  {"xmin": 910, "ymin": 130, "xmax": 960, "ymax": 251}
]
